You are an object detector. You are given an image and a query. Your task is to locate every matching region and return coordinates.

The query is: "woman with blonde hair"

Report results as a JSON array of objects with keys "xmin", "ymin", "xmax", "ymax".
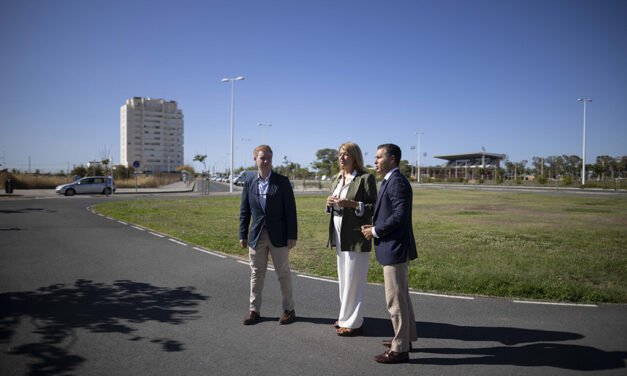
[{"xmin": 326, "ymin": 142, "xmax": 377, "ymax": 336}]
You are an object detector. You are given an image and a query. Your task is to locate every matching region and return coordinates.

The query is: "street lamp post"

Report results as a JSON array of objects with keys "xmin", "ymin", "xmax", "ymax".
[
  {"xmin": 577, "ymin": 98, "xmax": 591, "ymax": 186},
  {"xmin": 409, "ymin": 146, "xmax": 416, "ymax": 177},
  {"xmin": 109, "ymin": 155, "xmax": 114, "ymax": 196},
  {"xmin": 416, "ymin": 132, "xmax": 423, "ymax": 183},
  {"xmin": 258, "ymin": 123, "xmax": 272, "ymax": 144},
  {"xmin": 221, "ymin": 76, "xmax": 245, "ymax": 193}
]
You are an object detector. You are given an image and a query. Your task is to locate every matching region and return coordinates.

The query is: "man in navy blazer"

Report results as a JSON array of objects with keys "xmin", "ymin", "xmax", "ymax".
[
  {"xmin": 362, "ymin": 143, "xmax": 417, "ymax": 364},
  {"xmin": 240, "ymin": 145, "xmax": 298, "ymax": 326}
]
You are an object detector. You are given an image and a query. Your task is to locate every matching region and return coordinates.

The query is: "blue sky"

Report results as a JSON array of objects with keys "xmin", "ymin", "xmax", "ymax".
[{"xmin": 1, "ymin": 0, "xmax": 625, "ymax": 173}]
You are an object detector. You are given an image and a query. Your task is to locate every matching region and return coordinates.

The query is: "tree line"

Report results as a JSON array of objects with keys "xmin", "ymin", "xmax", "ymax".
[
  {"xmin": 510, "ymin": 155, "xmax": 627, "ymax": 182},
  {"xmin": 6, "ymin": 151, "xmax": 626, "ymax": 185}
]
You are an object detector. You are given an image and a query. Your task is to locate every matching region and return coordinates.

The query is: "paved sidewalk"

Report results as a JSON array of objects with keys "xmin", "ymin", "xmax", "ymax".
[
  {"xmin": 116, "ymin": 180, "xmax": 195, "ymax": 194},
  {"xmin": 0, "ymin": 180, "xmax": 195, "ymax": 198}
]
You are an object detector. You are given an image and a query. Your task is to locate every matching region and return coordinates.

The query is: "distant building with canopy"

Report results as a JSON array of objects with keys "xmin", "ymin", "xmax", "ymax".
[{"xmin": 433, "ymin": 151, "xmax": 506, "ymax": 181}]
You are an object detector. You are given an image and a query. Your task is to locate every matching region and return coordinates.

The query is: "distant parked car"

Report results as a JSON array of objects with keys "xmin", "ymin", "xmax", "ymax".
[
  {"xmin": 55, "ymin": 176, "xmax": 116, "ymax": 196},
  {"xmin": 234, "ymin": 170, "xmax": 257, "ymax": 186}
]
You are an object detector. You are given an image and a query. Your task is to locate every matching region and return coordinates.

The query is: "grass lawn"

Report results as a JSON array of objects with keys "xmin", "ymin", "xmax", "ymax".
[{"xmin": 93, "ymin": 189, "xmax": 627, "ymax": 303}]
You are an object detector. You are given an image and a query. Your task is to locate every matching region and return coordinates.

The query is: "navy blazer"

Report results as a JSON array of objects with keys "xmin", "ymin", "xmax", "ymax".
[
  {"xmin": 239, "ymin": 171, "xmax": 298, "ymax": 249},
  {"xmin": 373, "ymin": 169, "xmax": 418, "ymax": 265}
]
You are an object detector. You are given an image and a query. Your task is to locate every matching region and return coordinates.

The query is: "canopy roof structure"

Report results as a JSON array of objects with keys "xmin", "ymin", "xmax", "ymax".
[
  {"xmin": 435, "ymin": 152, "xmax": 507, "ymax": 161},
  {"xmin": 434, "ymin": 152, "xmax": 506, "ymax": 169}
]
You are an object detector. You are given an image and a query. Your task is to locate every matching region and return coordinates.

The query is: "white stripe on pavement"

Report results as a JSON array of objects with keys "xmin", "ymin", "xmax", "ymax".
[
  {"xmin": 193, "ymin": 247, "xmax": 227, "ymax": 258},
  {"xmin": 513, "ymin": 300, "xmax": 597, "ymax": 308},
  {"xmin": 297, "ymin": 274, "xmax": 338, "ymax": 284},
  {"xmin": 411, "ymin": 291, "xmax": 474, "ymax": 300},
  {"xmin": 169, "ymin": 239, "xmax": 187, "ymax": 246}
]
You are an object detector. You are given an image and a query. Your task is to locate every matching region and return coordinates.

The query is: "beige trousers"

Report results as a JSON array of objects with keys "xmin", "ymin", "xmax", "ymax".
[
  {"xmin": 383, "ymin": 262, "xmax": 418, "ymax": 352},
  {"xmin": 249, "ymin": 228, "xmax": 294, "ymax": 313}
]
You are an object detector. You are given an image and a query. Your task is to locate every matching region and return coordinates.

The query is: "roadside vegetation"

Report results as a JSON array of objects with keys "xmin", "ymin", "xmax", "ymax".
[
  {"xmin": 0, "ymin": 172, "xmax": 181, "ymax": 189},
  {"xmin": 93, "ymin": 190, "xmax": 627, "ymax": 304}
]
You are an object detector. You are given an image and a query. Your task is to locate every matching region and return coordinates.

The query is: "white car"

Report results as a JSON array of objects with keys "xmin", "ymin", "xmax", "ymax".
[
  {"xmin": 234, "ymin": 171, "xmax": 257, "ymax": 186},
  {"xmin": 56, "ymin": 176, "xmax": 116, "ymax": 196}
]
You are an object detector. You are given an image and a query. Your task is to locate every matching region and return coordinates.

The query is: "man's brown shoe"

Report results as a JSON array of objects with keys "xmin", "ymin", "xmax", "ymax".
[
  {"xmin": 382, "ymin": 339, "xmax": 413, "ymax": 351},
  {"xmin": 278, "ymin": 310, "xmax": 296, "ymax": 325},
  {"xmin": 243, "ymin": 311, "xmax": 260, "ymax": 325},
  {"xmin": 374, "ymin": 350, "xmax": 409, "ymax": 364}
]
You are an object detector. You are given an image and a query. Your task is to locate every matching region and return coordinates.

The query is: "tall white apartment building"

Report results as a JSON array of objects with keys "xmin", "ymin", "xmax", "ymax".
[{"xmin": 120, "ymin": 97, "xmax": 184, "ymax": 173}]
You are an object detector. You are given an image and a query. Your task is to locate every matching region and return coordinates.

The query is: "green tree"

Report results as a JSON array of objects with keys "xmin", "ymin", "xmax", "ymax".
[
  {"xmin": 79, "ymin": 163, "xmax": 105, "ymax": 176},
  {"xmin": 312, "ymin": 148, "xmax": 338, "ymax": 178},
  {"xmin": 516, "ymin": 160, "xmax": 528, "ymax": 179},
  {"xmin": 193, "ymin": 154, "xmax": 207, "ymax": 175},
  {"xmin": 101, "ymin": 158, "xmax": 111, "ymax": 177},
  {"xmin": 399, "ymin": 160, "xmax": 412, "ymax": 178},
  {"xmin": 113, "ymin": 164, "xmax": 135, "ymax": 180},
  {"xmin": 274, "ymin": 156, "xmax": 308, "ymax": 179},
  {"xmin": 532, "ymin": 156, "xmax": 546, "ymax": 177},
  {"xmin": 176, "ymin": 165, "xmax": 196, "ymax": 175},
  {"xmin": 618, "ymin": 156, "xmax": 627, "ymax": 177},
  {"xmin": 563, "ymin": 155, "xmax": 581, "ymax": 179},
  {"xmin": 70, "ymin": 165, "xmax": 88, "ymax": 177},
  {"xmin": 593, "ymin": 155, "xmax": 616, "ymax": 181},
  {"xmin": 546, "ymin": 155, "xmax": 565, "ymax": 179}
]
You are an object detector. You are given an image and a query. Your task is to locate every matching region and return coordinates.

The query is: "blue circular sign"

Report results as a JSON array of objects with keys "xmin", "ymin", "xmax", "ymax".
[{"xmin": 133, "ymin": 160, "xmax": 141, "ymax": 168}]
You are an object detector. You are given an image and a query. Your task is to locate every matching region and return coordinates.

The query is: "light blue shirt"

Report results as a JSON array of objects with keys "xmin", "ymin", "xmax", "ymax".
[{"xmin": 257, "ymin": 171, "xmax": 271, "ymax": 211}]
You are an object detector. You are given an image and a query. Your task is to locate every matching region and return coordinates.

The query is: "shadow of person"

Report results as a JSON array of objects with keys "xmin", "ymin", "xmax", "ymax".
[
  {"xmin": 416, "ymin": 343, "xmax": 627, "ymax": 371},
  {"xmin": 0, "ymin": 208, "xmax": 53, "ymax": 214},
  {"xmin": 0, "ymin": 279, "xmax": 209, "ymax": 376},
  {"xmin": 416, "ymin": 321, "xmax": 583, "ymax": 345},
  {"xmin": 346, "ymin": 319, "xmax": 623, "ymax": 371},
  {"xmin": 292, "ymin": 318, "xmax": 584, "ymax": 346}
]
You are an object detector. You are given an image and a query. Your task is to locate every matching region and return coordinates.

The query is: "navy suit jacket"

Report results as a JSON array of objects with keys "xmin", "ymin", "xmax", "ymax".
[
  {"xmin": 373, "ymin": 169, "xmax": 418, "ymax": 265},
  {"xmin": 239, "ymin": 171, "xmax": 298, "ymax": 249}
]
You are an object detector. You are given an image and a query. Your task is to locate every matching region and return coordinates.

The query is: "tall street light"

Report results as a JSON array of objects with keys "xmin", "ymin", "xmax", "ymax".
[
  {"xmin": 409, "ymin": 146, "xmax": 416, "ymax": 177},
  {"xmin": 258, "ymin": 123, "xmax": 272, "ymax": 144},
  {"xmin": 416, "ymin": 132, "xmax": 423, "ymax": 183},
  {"xmin": 577, "ymin": 98, "xmax": 591, "ymax": 186},
  {"xmin": 221, "ymin": 76, "xmax": 245, "ymax": 192}
]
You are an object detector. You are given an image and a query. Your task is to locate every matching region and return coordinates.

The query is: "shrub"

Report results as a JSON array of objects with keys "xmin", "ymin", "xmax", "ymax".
[{"xmin": 563, "ymin": 175, "xmax": 573, "ymax": 186}]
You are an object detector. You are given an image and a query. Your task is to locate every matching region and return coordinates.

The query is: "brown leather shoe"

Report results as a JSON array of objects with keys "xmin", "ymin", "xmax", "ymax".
[
  {"xmin": 374, "ymin": 350, "xmax": 409, "ymax": 364},
  {"xmin": 382, "ymin": 339, "xmax": 413, "ymax": 351},
  {"xmin": 243, "ymin": 311, "xmax": 260, "ymax": 325},
  {"xmin": 278, "ymin": 310, "xmax": 295, "ymax": 325},
  {"xmin": 336, "ymin": 326, "xmax": 362, "ymax": 336}
]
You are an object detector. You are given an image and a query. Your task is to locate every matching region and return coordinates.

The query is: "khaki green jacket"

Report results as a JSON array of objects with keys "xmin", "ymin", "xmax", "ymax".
[{"xmin": 327, "ymin": 171, "xmax": 377, "ymax": 252}]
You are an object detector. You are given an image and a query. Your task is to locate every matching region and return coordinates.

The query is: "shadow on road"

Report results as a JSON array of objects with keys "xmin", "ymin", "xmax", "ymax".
[
  {"xmin": 415, "ymin": 343, "xmax": 627, "ymax": 370},
  {"xmin": 0, "ymin": 208, "xmax": 55, "ymax": 214},
  {"xmin": 356, "ymin": 317, "xmax": 626, "ymax": 371},
  {"xmin": 0, "ymin": 279, "xmax": 209, "ymax": 375}
]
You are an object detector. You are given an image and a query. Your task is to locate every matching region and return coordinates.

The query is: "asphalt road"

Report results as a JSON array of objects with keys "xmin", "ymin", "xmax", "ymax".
[{"xmin": 1, "ymin": 194, "xmax": 626, "ymax": 376}]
